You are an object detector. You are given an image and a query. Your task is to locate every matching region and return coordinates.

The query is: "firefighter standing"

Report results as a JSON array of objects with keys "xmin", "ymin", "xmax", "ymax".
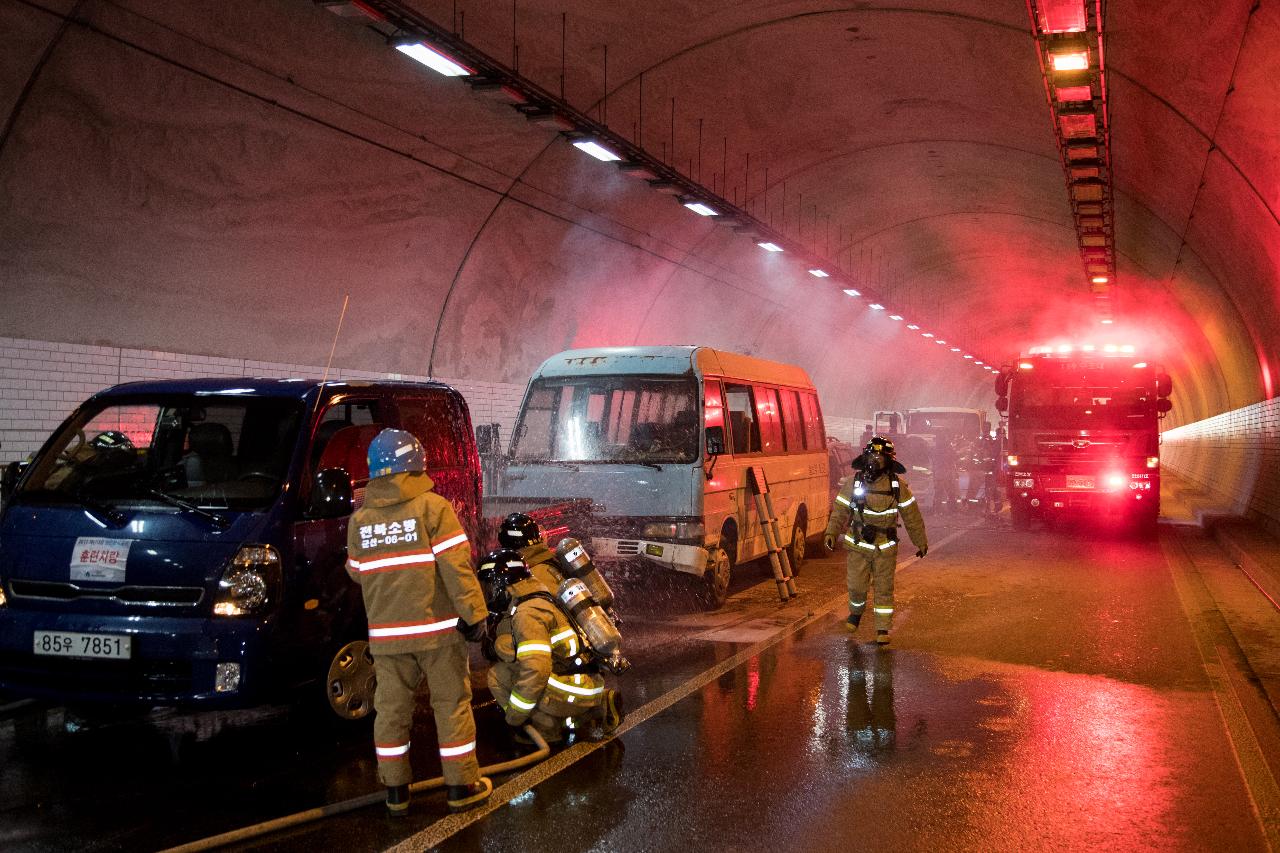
[
  {"xmin": 478, "ymin": 550, "xmax": 624, "ymax": 745},
  {"xmin": 824, "ymin": 436, "xmax": 928, "ymax": 644},
  {"xmin": 345, "ymin": 428, "xmax": 493, "ymax": 816}
]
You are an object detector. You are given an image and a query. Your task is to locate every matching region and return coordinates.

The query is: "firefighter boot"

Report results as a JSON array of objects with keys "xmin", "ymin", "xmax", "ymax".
[
  {"xmin": 446, "ymin": 777, "xmax": 493, "ymax": 813},
  {"xmin": 601, "ymin": 689, "xmax": 626, "ymax": 733},
  {"xmin": 845, "ymin": 613, "xmax": 862, "ymax": 632},
  {"xmin": 876, "ymin": 630, "xmax": 891, "ymax": 645},
  {"xmin": 385, "ymin": 785, "xmax": 410, "ymax": 817}
]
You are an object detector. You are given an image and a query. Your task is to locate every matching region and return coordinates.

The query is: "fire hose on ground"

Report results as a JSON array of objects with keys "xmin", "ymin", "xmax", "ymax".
[{"xmin": 159, "ymin": 725, "xmax": 551, "ymax": 853}]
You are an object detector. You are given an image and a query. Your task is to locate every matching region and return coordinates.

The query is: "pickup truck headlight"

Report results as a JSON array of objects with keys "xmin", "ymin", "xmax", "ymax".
[
  {"xmin": 642, "ymin": 520, "xmax": 705, "ymax": 539},
  {"xmin": 213, "ymin": 545, "xmax": 281, "ymax": 617}
]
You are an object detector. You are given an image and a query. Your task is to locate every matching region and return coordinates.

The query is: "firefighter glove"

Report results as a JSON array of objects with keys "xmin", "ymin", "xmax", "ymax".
[
  {"xmin": 915, "ymin": 546, "xmax": 928, "ymax": 558},
  {"xmin": 823, "ymin": 533, "xmax": 836, "ymax": 552},
  {"xmin": 457, "ymin": 619, "xmax": 490, "ymax": 643}
]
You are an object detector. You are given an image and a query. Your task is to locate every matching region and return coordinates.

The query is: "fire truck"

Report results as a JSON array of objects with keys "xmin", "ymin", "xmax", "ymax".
[{"xmin": 995, "ymin": 345, "xmax": 1172, "ymax": 533}]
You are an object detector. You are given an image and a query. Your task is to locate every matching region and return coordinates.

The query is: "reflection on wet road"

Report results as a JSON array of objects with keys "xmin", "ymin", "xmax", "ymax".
[{"xmin": 1, "ymin": 508, "xmax": 1276, "ymax": 852}]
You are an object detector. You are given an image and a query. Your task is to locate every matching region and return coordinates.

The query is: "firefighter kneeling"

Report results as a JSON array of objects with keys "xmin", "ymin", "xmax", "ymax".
[
  {"xmin": 479, "ymin": 548, "xmax": 627, "ymax": 745},
  {"xmin": 824, "ymin": 435, "xmax": 928, "ymax": 645}
]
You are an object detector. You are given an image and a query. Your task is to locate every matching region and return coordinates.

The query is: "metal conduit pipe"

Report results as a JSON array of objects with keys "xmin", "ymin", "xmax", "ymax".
[{"xmin": 158, "ymin": 726, "xmax": 552, "ymax": 853}]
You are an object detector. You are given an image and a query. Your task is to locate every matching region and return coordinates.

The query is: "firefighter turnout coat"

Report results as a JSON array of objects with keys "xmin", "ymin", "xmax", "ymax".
[
  {"xmin": 345, "ymin": 470, "xmax": 489, "ymax": 787},
  {"xmin": 487, "ymin": 577, "xmax": 605, "ymax": 741},
  {"xmin": 519, "ymin": 541, "xmax": 566, "ymax": 594},
  {"xmin": 825, "ymin": 471, "xmax": 928, "ymax": 632}
]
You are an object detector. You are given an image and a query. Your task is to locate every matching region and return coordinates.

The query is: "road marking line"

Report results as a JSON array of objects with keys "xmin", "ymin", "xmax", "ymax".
[
  {"xmin": 1164, "ymin": 530, "xmax": 1280, "ymax": 849},
  {"xmin": 390, "ymin": 522, "xmax": 978, "ymax": 852}
]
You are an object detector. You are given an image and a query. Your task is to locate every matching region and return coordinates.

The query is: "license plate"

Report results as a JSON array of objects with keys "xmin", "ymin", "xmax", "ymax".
[
  {"xmin": 1066, "ymin": 475, "xmax": 1095, "ymax": 489},
  {"xmin": 33, "ymin": 630, "xmax": 131, "ymax": 659}
]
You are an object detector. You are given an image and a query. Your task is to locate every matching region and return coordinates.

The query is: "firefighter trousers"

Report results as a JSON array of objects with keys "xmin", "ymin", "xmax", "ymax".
[
  {"xmin": 846, "ymin": 544, "xmax": 897, "ymax": 631},
  {"xmin": 372, "ymin": 639, "xmax": 480, "ymax": 788}
]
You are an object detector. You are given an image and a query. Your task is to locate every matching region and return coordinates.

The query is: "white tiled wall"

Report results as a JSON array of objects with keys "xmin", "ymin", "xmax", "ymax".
[
  {"xmin": 0, "ymin": 336, "xmax": 527, "ymax": 463},
  {"xmin": 1162, "ymin": 397, "xmax": 1280, "ymax": 529}
]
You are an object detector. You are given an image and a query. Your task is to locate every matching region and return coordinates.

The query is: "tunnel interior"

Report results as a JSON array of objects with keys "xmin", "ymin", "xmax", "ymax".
[{"xmin": 1, "ymin": 0, "xmax": 1278, "ymax": 524}]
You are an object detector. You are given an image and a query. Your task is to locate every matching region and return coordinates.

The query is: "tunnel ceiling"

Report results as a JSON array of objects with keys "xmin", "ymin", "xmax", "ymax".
[{"xmin": 1, "ymin": 0, "xmax": 1277, "ymax": 424}]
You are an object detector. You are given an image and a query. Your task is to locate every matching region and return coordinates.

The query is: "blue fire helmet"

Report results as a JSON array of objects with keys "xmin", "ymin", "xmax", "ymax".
[{"xmin": 367, "ymin": 428, "xmax": 425, "ymax": 478}]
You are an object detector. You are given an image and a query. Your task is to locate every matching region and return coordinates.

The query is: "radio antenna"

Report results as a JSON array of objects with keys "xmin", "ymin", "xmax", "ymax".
[{"xmin": 320, "ymin": 294, "xmax": 350, "ymax": 387}]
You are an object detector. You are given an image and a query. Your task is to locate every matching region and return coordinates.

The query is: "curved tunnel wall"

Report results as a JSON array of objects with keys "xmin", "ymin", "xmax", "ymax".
[{"xmin": 1, "ymin": 0, "xmax": 1278, "ymax": 526}]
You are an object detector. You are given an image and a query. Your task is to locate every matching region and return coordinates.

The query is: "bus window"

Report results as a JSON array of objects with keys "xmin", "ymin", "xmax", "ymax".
[
  {"xmin": 779, "ymin": 389, "xmax": 805, "ymax": 451},
  {"xmin": 724, "ymin": 384, "xmax": 760, "ymax": 455},
  {"xmin": 704, "ymin": 380, "xmax": 724, "ymax": 429},
  {"xmin": 800, "ymin": 392, "xmax": 824, "ymax": 448},
  {"xmin": 755, "ymin": 387, "xmax": 783, "ymax": 454}
]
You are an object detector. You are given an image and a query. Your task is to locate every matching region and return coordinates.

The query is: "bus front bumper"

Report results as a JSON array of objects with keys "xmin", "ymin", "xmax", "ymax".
[{"xmin": 589, "ymin": 537, "xmax": 710, "ymax": 576}]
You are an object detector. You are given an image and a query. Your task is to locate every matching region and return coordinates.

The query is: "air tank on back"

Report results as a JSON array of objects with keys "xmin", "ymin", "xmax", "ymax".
[
  {"xmin": 557, "ymin": 578, "xmax": 629, "ymax": 672},
  {"xmin": 554, "ymin": 537, "xmax": 616, "ymax": 611}
]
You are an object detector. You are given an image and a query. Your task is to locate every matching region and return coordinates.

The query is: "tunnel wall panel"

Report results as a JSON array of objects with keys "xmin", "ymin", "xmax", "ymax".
[{"xmin": 1162, "ymin": 397, "xmax": 1280, "ymax": 533}]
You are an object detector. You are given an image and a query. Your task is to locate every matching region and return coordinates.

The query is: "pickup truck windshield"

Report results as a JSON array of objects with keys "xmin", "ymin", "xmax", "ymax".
[
  {"xmin": 18, "ymin": 396, "xmax": 304, "ymax": 511},
  {"xmin": 907, "ymin": 411, "xmax": 981, "ymax": 437},
  {"xmin": 513, "ymin": 376, "xmax": 699, "ymax": 464}
]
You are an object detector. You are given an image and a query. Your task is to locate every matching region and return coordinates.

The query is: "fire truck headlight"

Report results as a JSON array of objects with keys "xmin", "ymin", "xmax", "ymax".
[
  {"xmin": 1106, "ymin": 473, "xmax": 1126, "ymax": 490},
  {"xmin": 1006, "ymin": 454, "xmax": 1019, "ymax": 466},
  {"xmin": 1146, "ymin": 456, "xmax": 1159, "ymax": 469}
]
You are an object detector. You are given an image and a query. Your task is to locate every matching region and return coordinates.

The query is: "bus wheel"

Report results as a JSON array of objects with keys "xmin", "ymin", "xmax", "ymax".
[
  {"xmin": 326, "ymin": 640, "xmax": 376, "ymax": 721},
  {"xmin": 698, "ymin": 548, "xmax": 732, "ymax": 610},
  {"xmin": 787, "ymin": 513, "xmax": 806, "ymax": 576}
]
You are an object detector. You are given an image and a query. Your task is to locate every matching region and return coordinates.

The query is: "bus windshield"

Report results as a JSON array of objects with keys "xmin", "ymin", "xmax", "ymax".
[
  {"xmin": 1012, "ymin": 364, "xmax": 1156, "ymax": 427},
  {"xmin": 18, "ymin": 395, "xmax": 304, "ymax": 511},
  {"xmin": 512, "ymin": 376, "xmax": 699, "ymax": 464}
]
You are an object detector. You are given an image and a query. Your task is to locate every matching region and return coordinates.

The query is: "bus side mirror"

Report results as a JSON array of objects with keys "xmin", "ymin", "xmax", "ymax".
[
  {"xmin": 705, "ymin": 426, "xmax": 726, "ymax": 456},
  {"xmin": 996, "ymin": 396, "xmax": 1009, "ymax": 414},
  {"xmin": 1, "ymin": 461, "xmax": 26, "ymax": 504},
  {"xmin": 311, "ymin": 467, "xmax": 354, "ymax": 519},
  {"xmin": 1156, "ymin": 373, "xmax": 1173, "ymax": 398},
  {"xmin": 1156, "ymin": 398, "xmax": 1173, "ymax": 414}
]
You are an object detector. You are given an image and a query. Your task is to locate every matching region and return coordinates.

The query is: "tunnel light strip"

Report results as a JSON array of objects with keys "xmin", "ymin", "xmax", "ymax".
[
  {"xmin": 757, "ymin": 242, "xmax": 783, "ymax": 252},
  {"xmin": 572, "ymin": 139, "xmax": 622, "ymax": 162},
  {"xmin": 842, "ymin": 288, "xmax": 860, "ymax": 297},
  {"xmin": 684, "ymin": 201, "xmax": 718, "ymax": 216},
  {"xmin": 395, "ymin": 42, "xmax": 471, "ymax": 76},
  {"xmin": 808, "ymin": 269, "xmax": 829, "ymax": 278}
]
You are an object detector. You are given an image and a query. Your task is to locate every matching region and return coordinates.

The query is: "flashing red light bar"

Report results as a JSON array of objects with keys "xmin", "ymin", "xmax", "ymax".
[{"xmin": 1036, "ymin": 0, "xmax": 1087, "ymax": 33}]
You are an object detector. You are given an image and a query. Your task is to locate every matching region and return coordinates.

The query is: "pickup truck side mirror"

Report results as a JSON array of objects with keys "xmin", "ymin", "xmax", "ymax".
[
  {"xmin": 311, "ymin": 467, "xmax": 354, "ymax": 519},
  {"xmin": 705, "ymin": 425, "xmax": 726, "ymax": 457},
  {"xmin": 1, "ymin": 461, "xmax": 27, "ymax": 504},
  {"xmin": 1156, "ymin": 398, "xmax": 1173, "ymax": 414}
]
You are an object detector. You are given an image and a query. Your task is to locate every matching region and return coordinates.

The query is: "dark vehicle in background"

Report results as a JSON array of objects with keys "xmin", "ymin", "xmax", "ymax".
[
  {"xmin": 0, "ymin": 378, "xmax": 482, "ymax": 721},
  {"xmin": 996, "ymin": 347, "xmax": 1172, "ymax": 532}
]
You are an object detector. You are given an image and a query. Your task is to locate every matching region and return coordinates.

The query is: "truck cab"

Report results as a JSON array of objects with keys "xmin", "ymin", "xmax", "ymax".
[
  {"xmin": 0, "ymin": 378, "xmax": 481, "ymax": 720},
  {"xmin": 996, "ymin": 347, "xmax": 1172, "ymax": 532}
]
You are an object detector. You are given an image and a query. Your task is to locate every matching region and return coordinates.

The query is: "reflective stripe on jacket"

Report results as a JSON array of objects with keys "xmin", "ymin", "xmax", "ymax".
[
  {"xmin": 345, "ymin": 471, "xmax": 488, "ymax": 654},
  {"xmin": 826, "ymin": 473, "xmax": 928, "ymax": 551}
]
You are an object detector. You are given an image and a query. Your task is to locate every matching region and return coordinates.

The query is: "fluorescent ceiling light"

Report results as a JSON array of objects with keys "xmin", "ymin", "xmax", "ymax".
[
  {"xmin": 758, "ymin": 242, "xmax": 783, "ymax": 252},
  {"xmin": 951, "ymin": 347, "xmax": 961, "ymax": 352},
  {"xmin": 922, "ymin": 332, "xmax": 934, "ymax": 338},
  {"xmin": 808, "ymin": 269, "xmax": 829, "ymax": 278},
  {"xmin": 842, "ymin": 288, "xmax": 860, "ymax": 297},
  {"xmin": 936, "ymin": 340, "xmax": 947, "ymax": 345},
  {"xmin": 975, "ymin": 361, "xmax": 984, "ymax": 365},
  {"xmin": 1050, "ymin": 51, "xmax": 1089, "ymax": 72},
  {"xmin": 963, "ymin": 354, "xmax": 974, "ymax": 359},
  {"xmin": 1091, "ymin": 275, "xmax": 1109, "ymax": 284},
  {"xmin": 889, "ymin": 314, "xmax": 903, "ymax": 321},
  {"xmin": 1100, "ymin": 318, "xmax": 1114, "ymax": 324},
  {"xmin": 572, "ymin": 139, "xmax": 622, "ymax": 162},
  {"xmin": 906, "ymin": 324, "xmax": 919, "ymax": 330},
  {"xmin": 684, "ymin": 202, "xmax": 718, "ymax": 216},
  {"xmin": 869, "ymin": 303, "xmax": 885, "ymax": 310},
  {"xmin": 396, "ymin": 42, "xmax": 471, "ymax": 77}
]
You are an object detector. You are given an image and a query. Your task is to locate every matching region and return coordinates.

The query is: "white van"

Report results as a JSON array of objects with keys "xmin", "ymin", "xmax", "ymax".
[{"xmin": 499, "ymin": 346, "xmax": 830, "ymax": 607}]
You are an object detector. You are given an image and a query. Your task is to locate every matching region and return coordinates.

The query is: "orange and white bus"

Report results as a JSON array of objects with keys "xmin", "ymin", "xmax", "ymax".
[{"xmin": 500, "ymin": 346, "xmax": 830, "ymax": 607}]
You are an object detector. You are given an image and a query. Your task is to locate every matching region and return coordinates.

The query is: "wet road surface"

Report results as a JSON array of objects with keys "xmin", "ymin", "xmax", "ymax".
[{"xmin": 2, "ymin": 503, "xmax": 1278, "ymax": 851}]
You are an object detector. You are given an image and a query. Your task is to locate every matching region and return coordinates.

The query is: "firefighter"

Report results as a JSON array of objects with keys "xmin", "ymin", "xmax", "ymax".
[
  {"xmin": 498, "ymin": 512, "xmax": 565, "ymax": 592},
  {"xmin": 823, "ymin": 435, "xmax": 928, "ymax": 645},
  {"xmin": 930, "ymin": 431, "xmax": 961, "ymax": 511},
  {"xmin": 478, "ymin": 550, "xmax": 624, "ymax": 745},
  {"xmin": 345, "ymin": 428, "xmax": 492, "ymax": 817}
]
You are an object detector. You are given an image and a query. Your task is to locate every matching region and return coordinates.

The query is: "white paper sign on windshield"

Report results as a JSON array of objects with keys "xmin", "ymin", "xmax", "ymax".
[{"xmin": 70, "ymin": 538, "xmax": 132, "ymax": 582}]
